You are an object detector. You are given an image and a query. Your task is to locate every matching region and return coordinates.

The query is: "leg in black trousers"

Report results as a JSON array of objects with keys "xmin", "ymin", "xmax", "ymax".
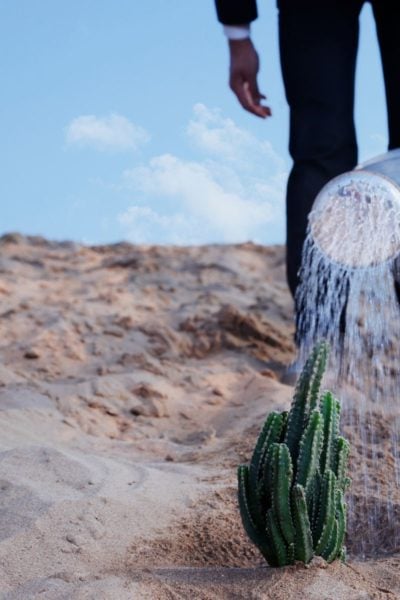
[
  {"xmin": 372, "ymin": 0, "xmax": 400, "ymax": 299},
  {"xmin": 278, "ymin": 1, "xmax": 364, "ymax": 300},
  {"xmin": 372, "ymin": 0, "xmax": 400, "ymax": 152}
]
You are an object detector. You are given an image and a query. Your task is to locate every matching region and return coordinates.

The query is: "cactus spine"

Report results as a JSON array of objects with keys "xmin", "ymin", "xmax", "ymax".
[{"xmin": 237, "ymin": 342, "xmax": 350, "ymax": 566}]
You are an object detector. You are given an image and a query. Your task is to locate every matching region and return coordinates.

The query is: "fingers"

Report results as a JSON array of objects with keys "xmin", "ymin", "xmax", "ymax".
[
  {"xmin": 243, "ymin": 81, "xmax": 271, "ymax": 118},
  {"xmin": 230, "ymin": 76, "xmax": 271, "ymax": 118},
  {"xmin": 248, "ymin": 81, "xmax": 267, "ymax": 108}
]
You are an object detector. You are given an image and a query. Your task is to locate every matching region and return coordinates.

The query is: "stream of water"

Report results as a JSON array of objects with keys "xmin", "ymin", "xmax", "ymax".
[{"xmin": 295, "ymin": 175, "xmax": 400, "ymax": 556}]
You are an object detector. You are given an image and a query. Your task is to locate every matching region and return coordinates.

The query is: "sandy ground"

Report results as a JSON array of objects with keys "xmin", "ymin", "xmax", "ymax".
[{"xmin": 0, "ymin": 233, "xmax": 399, "ymax": 599}]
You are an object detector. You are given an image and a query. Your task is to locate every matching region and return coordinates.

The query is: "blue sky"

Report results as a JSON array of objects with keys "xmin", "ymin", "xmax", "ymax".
[{"xmin": 0, "ymin": 1, "xmax": 388, "ymax": 245}]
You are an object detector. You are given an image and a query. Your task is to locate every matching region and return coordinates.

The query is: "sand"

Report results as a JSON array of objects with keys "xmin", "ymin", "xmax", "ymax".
[{"xmin": 0, "ymin": 233, "xmax": 399, "ymax": 599}]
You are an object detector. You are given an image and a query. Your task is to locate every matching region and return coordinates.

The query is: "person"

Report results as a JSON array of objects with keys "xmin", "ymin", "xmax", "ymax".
[{"xmin": 214, "ymin": 0, "xmax": 400, "ymax": 307}]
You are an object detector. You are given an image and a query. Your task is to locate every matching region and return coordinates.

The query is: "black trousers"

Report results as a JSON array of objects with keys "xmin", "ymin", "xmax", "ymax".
[{"xmin": 278, "ymin": 0, "xmax": 400, "ymax": 299}]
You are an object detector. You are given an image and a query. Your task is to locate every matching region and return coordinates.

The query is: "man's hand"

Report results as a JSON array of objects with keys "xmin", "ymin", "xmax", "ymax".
[{"xmin": 228, "ymin": 38, "xmax": 271, "ymax": 118}]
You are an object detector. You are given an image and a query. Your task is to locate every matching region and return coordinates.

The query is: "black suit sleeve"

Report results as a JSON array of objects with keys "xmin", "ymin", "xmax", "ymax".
[{"xmin": 214, "ymin": 0, "xmax": 258, "ymax": 25}]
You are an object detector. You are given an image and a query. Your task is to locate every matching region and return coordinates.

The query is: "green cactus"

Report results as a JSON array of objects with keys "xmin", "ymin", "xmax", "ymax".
[{"xmin": 237, "ymin": 342, "xmax": 350, "ymax": 566}]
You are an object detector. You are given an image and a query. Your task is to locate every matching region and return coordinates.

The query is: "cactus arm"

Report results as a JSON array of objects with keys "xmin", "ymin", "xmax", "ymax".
[
  {"xmin": 320, "ymin": 391, "xmax": 339, "ymax": 474},
  {"xmin": 280, "ymin": 410, "xmax": 289, "ymax": 440},
  {"xmin": 238, "ymin": 465, "xmax": 261, "ymax": 545},
  {"xmin": 334, "ymin": 437, "xmax": 351, "ymax": 491},
  {"xmin": 292, "ymin": 484, "xmax": 314, "ymax": 564},
  {"xmin": 259, "ymin": 414, "xmax": 287, "ymax": 477},
  {"xmin": 237, "ymin": 465, "xmax": 260, "ymax": 544},
  {"xmin": 308, "ymin": 471, "xmax": 322, "ymax": 530},
  {"xmin": 258, "ymin": 443, "xmax": 276, "ymax": 515},
  {"xmin": 314, "ymin": 470, "xmax": 337, "ymax": 555},
  {"xmin": 335, "ymin": 398, "xmax": 341, "ymax": 415},
  {"xmin": 321, "ymin": 519, "xmax": 339, "ymax": 562},
  {"xmin": 284, "ymin": 350, "xmax": 316, "ymax": 458},
  {"xmin": 248, "ymin": 412, "xmax": 285, "ymax": 529},
  {"xmin": 325, "ymin": 490, "xmax": 347, "ymax": 563},
  {"xmin": 284, "ymin": 342, "xmax": 328, "ymax": 460},
  {"xmin": 266, "ymin": 508, "xmax": 290, "ymax": 566},
  {"xmin": 272, "ymin": 444, "xmax": 296, "ymax": 546},
  {"xmin": 249, "ymin": 412, "xmax": 285, "ymax": 492},
  {"xmin": 295, "ymin": 410, "xmax": 323, "ymax": 495},
  {"xmin": 306, "ymin": 342, "xmax": 329, "ymax": 412},
  {"xmin": 237, "ymin": 465, "xmax": 277, "ymax": 565}
]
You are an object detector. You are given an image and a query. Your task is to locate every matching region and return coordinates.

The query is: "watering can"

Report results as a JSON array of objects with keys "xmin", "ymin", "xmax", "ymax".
[{"xmin": 309, "ymin": 148, "xmax": 400, "ymax": 268}]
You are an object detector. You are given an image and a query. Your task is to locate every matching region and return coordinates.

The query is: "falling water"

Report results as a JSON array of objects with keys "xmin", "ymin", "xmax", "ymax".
[{"xmin": 296, "ymin": 172, "xmax": 400, "ymax": 557}]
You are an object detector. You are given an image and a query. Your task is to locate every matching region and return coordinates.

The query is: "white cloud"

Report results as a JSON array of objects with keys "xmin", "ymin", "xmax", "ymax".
[
  {"xmin": 118, "ymin": 205, "xmax": 198, "ymax": 245},
  {"xmin": 119, "ymin": 104, "xmax": 288, "ymax": 244},
  {"xmin": 187, "ymin": 103, "xmax": 286, "ymax": 172},
  {"xmin": 122, "ymin": 154, "xmax": 276, "ymax": 242},
  {"xmin": 66, "ymin": 113, "xmax": 150, "ymax": 151}
]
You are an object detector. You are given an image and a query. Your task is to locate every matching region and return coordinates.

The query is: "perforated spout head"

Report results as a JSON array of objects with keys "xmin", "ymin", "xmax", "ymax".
[{"xmin": 309, "ymin": 169, "xmax": 400, "ymax": 268}]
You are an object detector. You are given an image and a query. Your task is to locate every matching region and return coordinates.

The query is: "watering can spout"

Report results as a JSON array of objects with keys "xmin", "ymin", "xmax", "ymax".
[{"xmin": 309, "ymin": 149, "xmax": 400, "ymax": 268}]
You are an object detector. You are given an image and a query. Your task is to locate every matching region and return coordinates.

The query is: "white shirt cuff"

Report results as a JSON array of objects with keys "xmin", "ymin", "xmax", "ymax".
[{"xmin": 223, "ymin": 25, "xmax": 251, "ymax": 41}]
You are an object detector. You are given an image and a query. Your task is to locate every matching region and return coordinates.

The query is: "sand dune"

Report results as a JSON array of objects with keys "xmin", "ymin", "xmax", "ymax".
[{"xmin": 0, "ymin": 233, "xmax": 398, "ymax": 599}]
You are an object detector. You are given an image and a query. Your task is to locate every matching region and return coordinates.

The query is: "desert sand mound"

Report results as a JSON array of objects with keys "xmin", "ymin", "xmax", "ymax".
[{"xmin": 0, "ymin": 233, "xmax": 398, "ymax": 599}]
